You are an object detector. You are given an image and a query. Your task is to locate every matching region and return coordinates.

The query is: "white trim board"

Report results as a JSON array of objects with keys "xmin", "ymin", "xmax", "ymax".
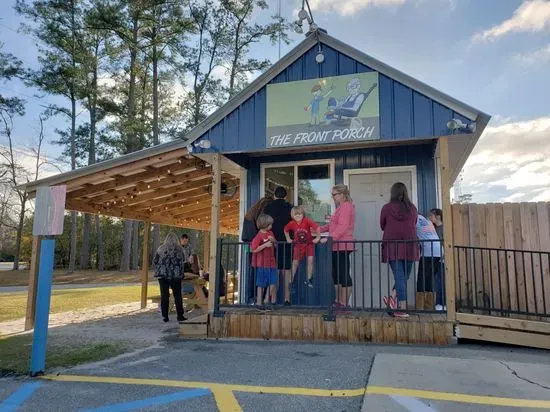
[{"xmin": 343, "ymin": 166, "xmax": 419, "ymax": 208}]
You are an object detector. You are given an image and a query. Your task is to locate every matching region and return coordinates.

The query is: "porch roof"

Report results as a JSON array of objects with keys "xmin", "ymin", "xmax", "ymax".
[{"xmin": 21, "ymin": 144, "xmax": 240, "ymax": 234}]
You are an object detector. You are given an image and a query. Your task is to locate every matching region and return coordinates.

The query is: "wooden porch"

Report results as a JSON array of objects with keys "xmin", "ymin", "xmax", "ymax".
[{"xmin": 206, "ymin": 308, "xmax": 452, "ymax": 345}]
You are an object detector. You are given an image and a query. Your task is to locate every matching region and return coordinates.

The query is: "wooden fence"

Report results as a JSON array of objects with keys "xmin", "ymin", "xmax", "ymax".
[{"xmin": 451, "ymin": 203, "xmax": 550, "ymax": 317}]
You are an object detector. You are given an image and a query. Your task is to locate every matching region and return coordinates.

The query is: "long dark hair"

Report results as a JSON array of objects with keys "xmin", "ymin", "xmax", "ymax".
[
  {"xmin": 390, "ymin": 182, "xmax": 413, "ymax": 213},
  {"xmin": 245, "ymin": 196, "xmax": 272, "ymax": 221}
]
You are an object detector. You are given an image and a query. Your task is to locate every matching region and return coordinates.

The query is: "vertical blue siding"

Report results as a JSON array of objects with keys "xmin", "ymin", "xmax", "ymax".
[
  {"xmin": 227, "ymin": 143, "xmax": 437, "ymax": 217},
  {"xmin": 195, "ymin": 43, "xmax": 473, "ymax": 153}
]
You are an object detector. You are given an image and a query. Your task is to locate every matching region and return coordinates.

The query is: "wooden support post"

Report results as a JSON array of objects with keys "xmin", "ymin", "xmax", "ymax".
[
  {"xmin": 438, "ymin": 137, "xmax": 456, "ymax": 322},
  {"xmin": 208, "ymin": 153, "xmax": 221, "ymax": 313},
  {"xmin": 141, "ymin": 221, "xmax": 151, "ymax": 309},
  {"xmin": 203, "ymin": 231, "xmax": 211, "ymax": 271},
  {"xmin": 24, "ymin": 236, "xmax": 41, "ymax": 331}
]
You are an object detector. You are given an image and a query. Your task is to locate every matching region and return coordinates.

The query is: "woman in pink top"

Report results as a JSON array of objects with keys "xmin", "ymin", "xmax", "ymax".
[{"xmin": 320, "ymin": 184, "xmax": 356, "ymax": 307}]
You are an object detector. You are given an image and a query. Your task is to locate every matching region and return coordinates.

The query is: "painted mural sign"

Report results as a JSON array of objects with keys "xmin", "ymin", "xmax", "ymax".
[{"xmin": 266, "ymin": 72, "xmax": 379, "ymax": 148}]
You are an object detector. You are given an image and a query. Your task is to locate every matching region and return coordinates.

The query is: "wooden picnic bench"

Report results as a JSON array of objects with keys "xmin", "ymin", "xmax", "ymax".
[{"xmin": 150, "ymin": 274, "xmax": 208, "ymax": 312}]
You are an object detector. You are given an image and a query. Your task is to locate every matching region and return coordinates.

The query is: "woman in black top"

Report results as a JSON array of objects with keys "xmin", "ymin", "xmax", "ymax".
[{"xmin": 153, "ymin": 232, "xmax": 187, "ymax": 323}]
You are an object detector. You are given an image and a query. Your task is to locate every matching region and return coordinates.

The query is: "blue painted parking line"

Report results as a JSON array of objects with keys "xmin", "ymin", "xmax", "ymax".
[
  {"xmin": 80, "ymin": 388, "xmax": 211, "ymax": 412},
  {"xmin": 0, "ymin": 382, "xmax": 42, "ymax": 412}
]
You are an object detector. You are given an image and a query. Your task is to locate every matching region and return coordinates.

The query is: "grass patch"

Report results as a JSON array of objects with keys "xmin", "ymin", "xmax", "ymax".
[
  {"xmin": 0, "ymin": 284, "xmax": 160, "ymax": 323},
  {"xmin": 0, "ymin": 334, "xmax": 127, "ymax": 376},
  {"xmin": 0, "ymin": 269, "xmax": 156, "ymax": 287}
]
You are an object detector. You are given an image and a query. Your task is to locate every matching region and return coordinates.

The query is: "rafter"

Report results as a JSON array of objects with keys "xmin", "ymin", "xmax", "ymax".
[
  {"xmin": 67, "ymin": 157, "xmax": 201, "ymax": 199},
  {"xmin": 86, "ymin": 168, "xmax": 212, "ymax": 204},
  {"xmin": 147, "ymin": 188, "xmax": 239, "ymax": 216},
  {"xmin": 60, "ymin": 148, "xmax": 191, "ymax": 191}
]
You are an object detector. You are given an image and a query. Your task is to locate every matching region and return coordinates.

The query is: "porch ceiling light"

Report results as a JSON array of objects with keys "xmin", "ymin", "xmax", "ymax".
[{"xmin": 447, "ymin": 118, "xmax": 476, "ymax": 133}]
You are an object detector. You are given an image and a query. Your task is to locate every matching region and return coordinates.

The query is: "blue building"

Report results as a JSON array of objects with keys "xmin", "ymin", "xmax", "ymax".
[{"xmin": 24, "ymin": 29, "xmax": 491, "ymax": 344}]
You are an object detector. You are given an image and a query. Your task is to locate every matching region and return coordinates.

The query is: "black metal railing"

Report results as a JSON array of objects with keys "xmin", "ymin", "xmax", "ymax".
[
  {"xmin": 455, "ymin": 246, "xmax": 550, "ymax": 319},
  {"xmin": 213, "ymin": 238, "xmax": 445, "ymax": 315}
]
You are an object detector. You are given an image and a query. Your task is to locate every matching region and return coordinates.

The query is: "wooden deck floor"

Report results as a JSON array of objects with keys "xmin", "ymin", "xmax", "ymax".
[{"xmin": 207, "ymin": 307, "xmax": 453, "ymax": 345}]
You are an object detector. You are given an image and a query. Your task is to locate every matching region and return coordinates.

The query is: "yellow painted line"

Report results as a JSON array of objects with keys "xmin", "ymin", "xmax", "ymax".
[
  {"xmin": 42, "ymin": 374, "xmax": 365, "ymax": 397},
  {"xmin": 367, "ymin": 386, "xmax": 550, "ymax": 409},
  {"xmin": 211, "ymin": 388, "xmax": 242, "ymax": 412}
]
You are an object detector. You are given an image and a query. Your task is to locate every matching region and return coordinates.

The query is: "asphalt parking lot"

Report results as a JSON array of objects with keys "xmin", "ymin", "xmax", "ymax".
[{"xmin": 2, "ymin": 339, "xmax": 550, "ymax": 411}]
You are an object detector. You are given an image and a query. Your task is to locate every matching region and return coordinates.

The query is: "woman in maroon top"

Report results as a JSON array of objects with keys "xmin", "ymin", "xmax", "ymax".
[{"xmin": 380, "ymin": 182, "xmax": 419, "ymax": 317}]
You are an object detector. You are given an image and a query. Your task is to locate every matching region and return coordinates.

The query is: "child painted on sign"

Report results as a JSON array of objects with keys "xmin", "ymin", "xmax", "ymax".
[
  {"xmin": 250, "ymin": 213, "xmax": 278, "ymax": 305},
  {"xmin": 284, "ymin": 206, "xmax": 321, "ymax": 289},
  {"xmin": 305, "ymin": 82, "xmax": 333, "ymax": 126}
]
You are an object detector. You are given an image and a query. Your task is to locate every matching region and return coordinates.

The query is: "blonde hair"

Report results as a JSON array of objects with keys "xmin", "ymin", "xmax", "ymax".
[
  {"xmin": 256, "ymin": 213, "xmax": 274, "ymax": 230},
  {"xmin": 332, "ymin": 184, "xmax": 352, "ymax": 203},
  {"xmin": 291, "ymin": 205, "xmax": 305, "ymax": 218}
]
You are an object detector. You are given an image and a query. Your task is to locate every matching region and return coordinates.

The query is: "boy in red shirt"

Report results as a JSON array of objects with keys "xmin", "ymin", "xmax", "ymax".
[
  {"xmin": 251, "ymin": 213, "xmax": 278, "ymax": 305},
  {"xmin": 284, "ymin": 205, "xmax": 321, "ymax": 290}
]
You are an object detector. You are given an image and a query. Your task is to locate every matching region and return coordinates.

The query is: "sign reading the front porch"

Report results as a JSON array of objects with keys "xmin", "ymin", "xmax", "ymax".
[{"xmin": 266, "ymin": 72, "xmax": 379, "ymax": 148}]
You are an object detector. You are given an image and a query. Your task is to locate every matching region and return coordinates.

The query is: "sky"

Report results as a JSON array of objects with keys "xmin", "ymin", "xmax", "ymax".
[{"xmin": 1, "ymin": 0, "xmax": 550, "ymax": 203}]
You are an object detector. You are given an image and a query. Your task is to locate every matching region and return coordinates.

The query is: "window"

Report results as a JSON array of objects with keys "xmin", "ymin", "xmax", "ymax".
[{"xmin": 262, "ymin": 160, "xmax": 334, "ymax": 226}]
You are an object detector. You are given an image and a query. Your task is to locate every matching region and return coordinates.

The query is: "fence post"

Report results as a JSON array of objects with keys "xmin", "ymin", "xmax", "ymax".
[{"xmin": 439, "ymin": 136, "xmax": 457, "ymax": 322}]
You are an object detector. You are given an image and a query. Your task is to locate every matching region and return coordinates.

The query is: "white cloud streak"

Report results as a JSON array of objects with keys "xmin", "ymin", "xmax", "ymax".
[
  {"xmin": 514, "ymin": 43, "xmax": 550, "ymax": 65},
  {"xmin": 307, "ymin": 0, "xmax": 407, "ymax": 16},
  {"xmin": 460, "ymin": 117, "xmax": 550, "ymax": 203},
  {"xmin": 472, "ymin": 0, "xmax": 550, "ymax": 43}
]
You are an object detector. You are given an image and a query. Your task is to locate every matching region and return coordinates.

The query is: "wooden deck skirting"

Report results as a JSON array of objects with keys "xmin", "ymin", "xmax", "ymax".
[{"xmin": 207, "ymin": 308, "xmax": 453, "ymax": 345}]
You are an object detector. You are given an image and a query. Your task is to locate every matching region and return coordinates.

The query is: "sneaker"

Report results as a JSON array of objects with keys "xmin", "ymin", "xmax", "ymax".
[
  {"xmin": 177, "ymin": 317, "xmax": 188, "ymax": 324},
  {"xmin": 284, "ymin": 301, "xmax": 291, "ymax": 306},
  {"xmin": 305, "ymin": 279, "xmax": 314, "ymax": 288},
  {"xmin": 162, "ymin": 317, "xmax": 169, "ymax": 323},
  {"xmin": 392, "ymin": 312, "xmax": 409, "ymax": 318},
  {"xmin": 435, "ymin": 304, "xmax": 444, "ymax": 311}
]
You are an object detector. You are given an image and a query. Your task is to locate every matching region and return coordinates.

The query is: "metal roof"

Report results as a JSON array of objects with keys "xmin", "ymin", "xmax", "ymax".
[{"xmin": 24, "ymin": 30, "xmax": 489, "ymax": 192}]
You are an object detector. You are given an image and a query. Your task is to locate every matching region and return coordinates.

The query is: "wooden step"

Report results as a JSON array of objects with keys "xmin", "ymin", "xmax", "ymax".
[{"xmin": 179, "ymin": 313, "xmax": 208, "ymax": 339}]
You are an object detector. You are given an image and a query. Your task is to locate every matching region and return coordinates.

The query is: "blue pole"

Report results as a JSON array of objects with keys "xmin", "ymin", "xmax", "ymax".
[{"xmin": 30, "ymin": 237, "xmax": 55, "ymax": 376}]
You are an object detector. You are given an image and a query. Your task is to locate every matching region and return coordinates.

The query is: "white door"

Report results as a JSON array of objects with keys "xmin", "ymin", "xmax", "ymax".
[{"xmin": 347, "ymin": 171, "xmax": 415, "ymax": 309}]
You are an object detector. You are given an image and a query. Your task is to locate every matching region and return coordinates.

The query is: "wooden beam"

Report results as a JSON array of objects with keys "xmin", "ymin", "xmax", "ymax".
[
  {"xmin": 61, "ymin": 148, "xmax": 191, "ymax": 191},
  {"xmin": 111, "ymin": 176, "xmax": 217, "ymax": 207},
  {"xmin": 83, "ymin": 167, "xmax": 211, "ymax": 204},
  {"xmin": 439, "ymin": 136, "xmax": 456, "ymax": 322},
  {"xmin": 168, "ymin": 200, "xmax": 240, "ymax": 220},
  {"xmin": 457, "ymin": 324, "xmax": 550, "ymax": 350},
  {"xmin": 208, "ymin": 153, "xmax": 221, "ymax": 313},
  {"xmin": 66, "ymin": 199, "xmax": 152, "ymax": 221},
  {"xmin": 67, "ymin": 157, "xmax": 197, "ymax": 199},
  {"xmin": 203, "ymin": 231, "xmax": 211, "ymax": 272},
  {"xmin": 141, "ymin": 221, "xmax": 151, "ymax": 309},
  {"xmin": 148, "ymin": 187, "xmax": 239, "ymax": 216},
  {"xmin": 456, "ymin": 313, "xmax": 550, "ymax": 334},
  {"xmin": 24, "ymin": 236, "xmax": 41, "ymax": 331}
]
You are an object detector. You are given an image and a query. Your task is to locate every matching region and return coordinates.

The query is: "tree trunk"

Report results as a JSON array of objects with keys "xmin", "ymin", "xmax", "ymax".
[
  {"xmin": 80, "ymin": 213, "xmax": 92, "ymax": 269},
  {"xmin": 131, "ymin": 220, "xmax": 140, "ymax": 270},
  {"xmin": 151, "ymin": 224, "xmax": 160, "ymax": 266},
  {"xmin": 95, "ymin": 215, "xmax": 104, "ymax": 271},
  {"xmin": 120, "ymin": 220, "xmax": 132, "ymax": 272},
  {"xmin": 68, "ymin": 96, "xmax": 77, "ymax": 273},
  {"xmin": 12, "ymin": 194, "xmax": 26, "ymax": 271}
]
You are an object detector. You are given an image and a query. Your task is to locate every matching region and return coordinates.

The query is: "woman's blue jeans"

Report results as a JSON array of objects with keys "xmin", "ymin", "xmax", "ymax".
[{"xmin": 389, "ymin": 260, "xmax": 413, "ymax": 302}]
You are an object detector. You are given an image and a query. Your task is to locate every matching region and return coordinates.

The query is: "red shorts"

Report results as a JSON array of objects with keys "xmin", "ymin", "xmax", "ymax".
[{"xmin": 293, "ymin": 243, "xmax": 314, "ymax": 260}]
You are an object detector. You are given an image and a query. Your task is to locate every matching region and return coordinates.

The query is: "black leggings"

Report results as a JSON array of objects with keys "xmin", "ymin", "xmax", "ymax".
[
  {"xmin": 158, "ymin": 278, "xmax": 184, "ymax": 320},
  {"xmin": 332, "ymin": 251, "xmax": 353, "ymax": 287}
]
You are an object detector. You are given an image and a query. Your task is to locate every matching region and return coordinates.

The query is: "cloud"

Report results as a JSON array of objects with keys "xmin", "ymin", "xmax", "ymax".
[
  {"xmin": 472, "ymin": 0, "xmax": 550, "ymax": 43},
  {"xmin": 514, "ymin": 43, "xmax": 550, "ymax": 65},
  {"xmin": 307, "ymin": 0, "xmax": 407, "ymax": 16},
  {"xmin": 459, "ymin": 116, "xmax": 550, "ymax": 203}
]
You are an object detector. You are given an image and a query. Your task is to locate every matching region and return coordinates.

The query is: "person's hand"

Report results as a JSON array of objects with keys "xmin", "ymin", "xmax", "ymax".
[
  {"xmin": 268, "ymin": 236, "xmax": 276, "ymax": 243},
  {"xmin": 265, "ymin": 241, "xmax": 273, "ymax": 248},
  {"xmin": 286, "ymin": 238, "xmax": 293, "ymax": 244},
  {"xmin": 320, "ymin": 238, "xmax": 328, "ymax": 244},
  {"xmin": 312, "ymin": 238, "xmax": 320, "ymax": 244}
]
